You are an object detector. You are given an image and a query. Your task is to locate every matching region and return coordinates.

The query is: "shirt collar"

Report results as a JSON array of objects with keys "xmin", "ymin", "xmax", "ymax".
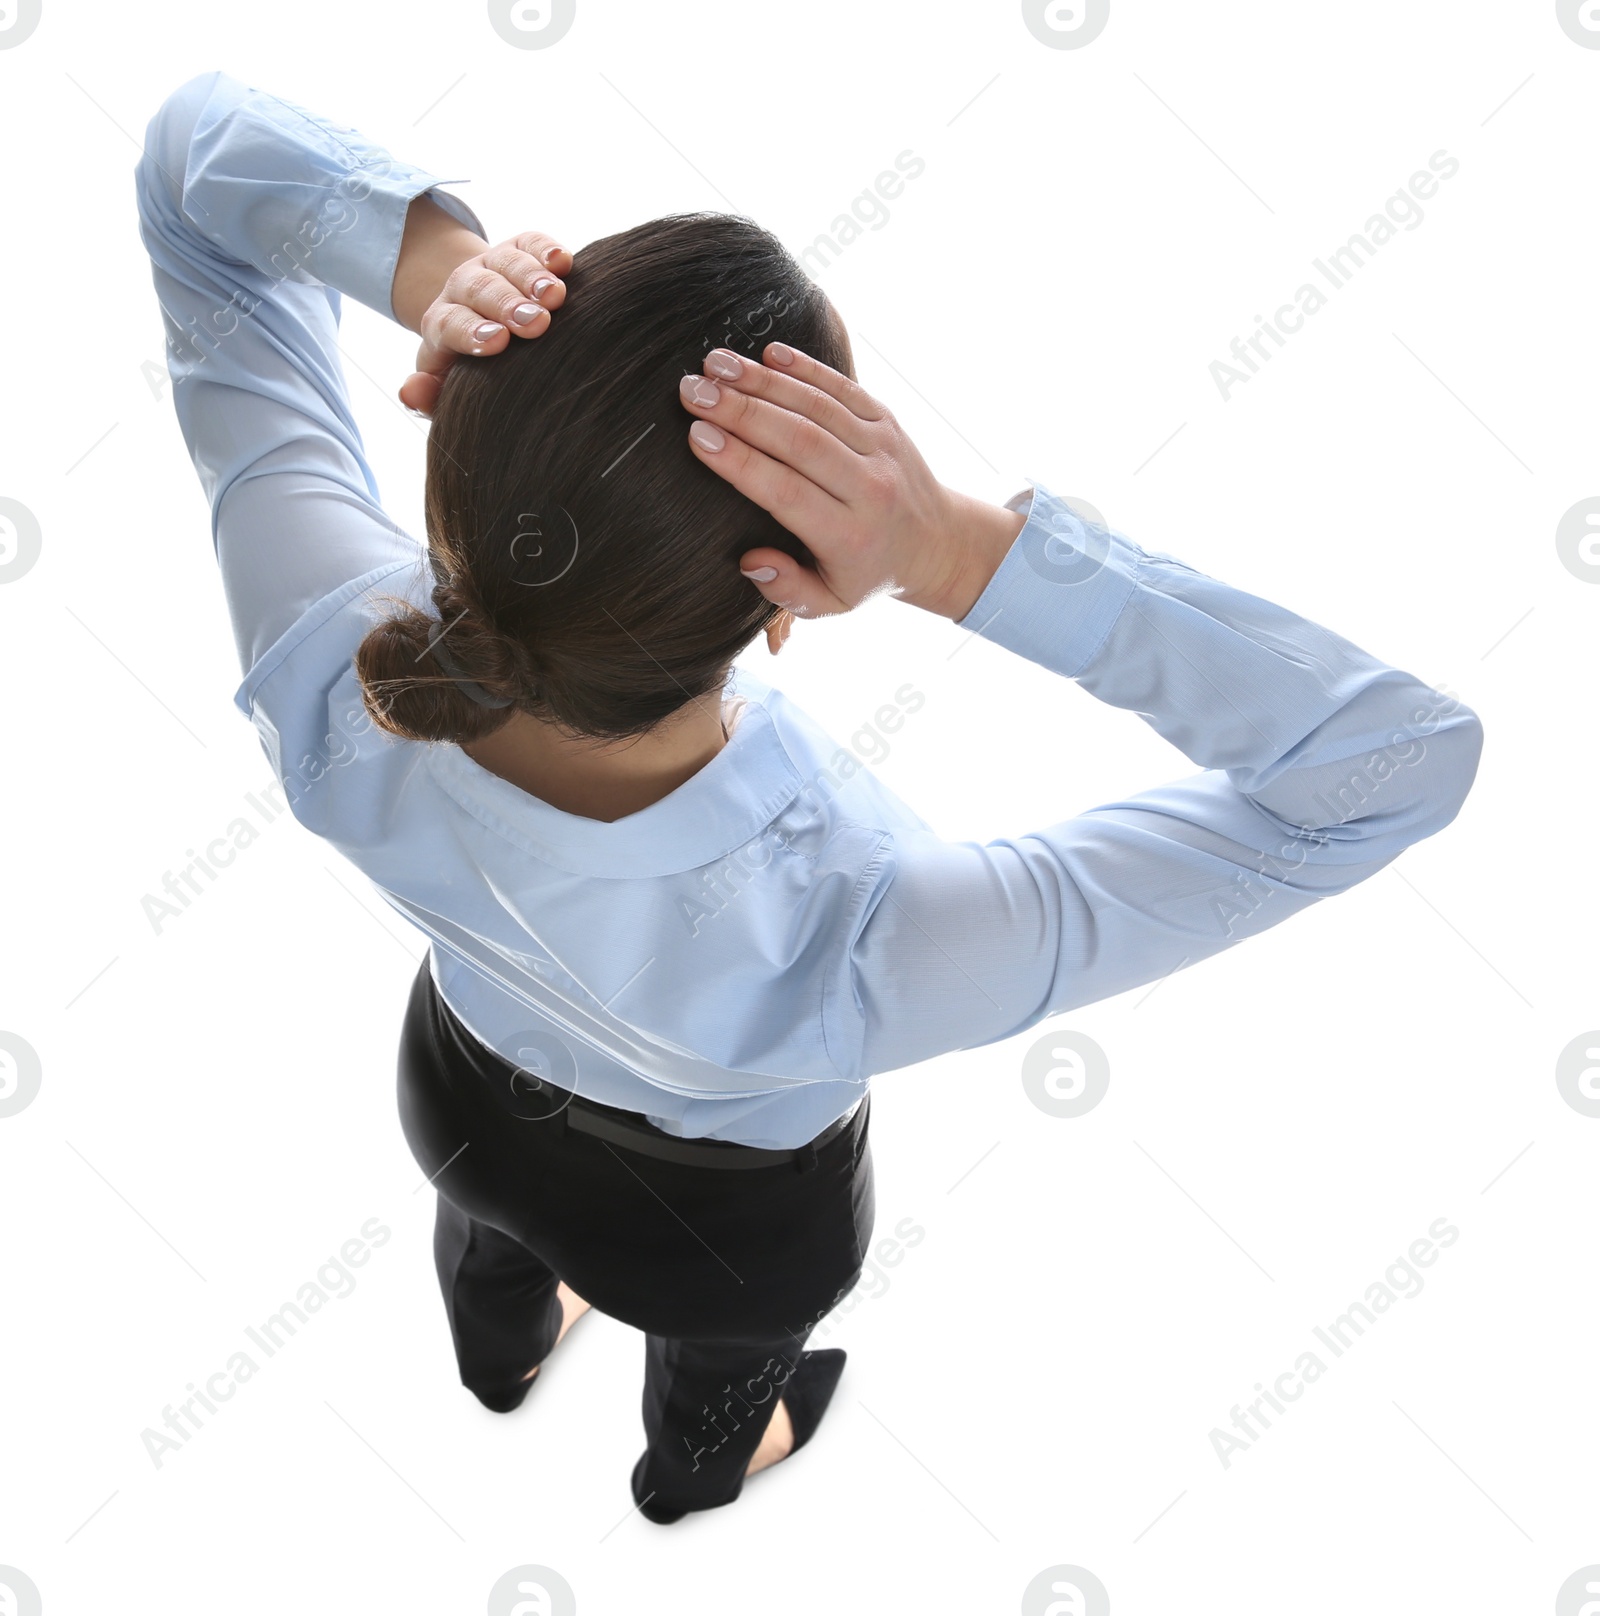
[{"xmin": 422, "ymin": 676, "xmax": 805, "ymax": 878}]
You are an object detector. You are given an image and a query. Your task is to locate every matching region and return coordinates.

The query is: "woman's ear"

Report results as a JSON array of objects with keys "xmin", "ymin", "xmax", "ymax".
[{"xmin": 765, "ymin": 608, "xmax": 794, "ymax": 656}]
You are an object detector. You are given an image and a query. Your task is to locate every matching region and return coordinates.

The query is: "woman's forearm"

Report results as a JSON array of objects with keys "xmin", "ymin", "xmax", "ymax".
[{"xmin": 393, "ymin": 194, "xmax": 491, "ymax": 331}]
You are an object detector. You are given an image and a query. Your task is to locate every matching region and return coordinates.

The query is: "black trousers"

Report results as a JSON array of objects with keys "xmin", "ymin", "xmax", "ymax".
[{"xmin": 394, "ymin": 958, "xmax": 875, "ymax": 1518}]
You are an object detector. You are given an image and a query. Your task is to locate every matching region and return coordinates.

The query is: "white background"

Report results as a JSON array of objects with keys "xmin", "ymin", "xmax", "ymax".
[{"xmin": 1, "ymin": 1, "xmax": 1595, "ymax": 1611}]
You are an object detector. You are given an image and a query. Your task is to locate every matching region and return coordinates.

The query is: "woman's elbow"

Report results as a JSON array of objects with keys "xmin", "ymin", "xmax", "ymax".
[
  {"xmin": 135, "ymin": 70, "xmax": 224, "ymax": 214},
  {"xmin": 1392, "ymin": 703, "xmax": 1485, "ymax": 842},
  {"xmin": 1303, "ymin": 702, "xmax": 1485, "ymax": 859},
  {"xmin": 1428, "ymin": 704, "xmax": 1485, "ymax": 829}
]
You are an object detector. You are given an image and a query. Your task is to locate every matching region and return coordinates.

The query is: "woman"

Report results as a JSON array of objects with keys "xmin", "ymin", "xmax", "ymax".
[{"xmin": 136, "ymin": 70, "xmax": 1484, "ymax": 1526}]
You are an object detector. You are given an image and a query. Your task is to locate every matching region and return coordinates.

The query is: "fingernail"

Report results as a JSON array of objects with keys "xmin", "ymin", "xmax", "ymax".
[
  {"xmin": 474, "ymin": 321, "xmax": 504, "ymax": 341},
  {"xmin": 706, "ymin": 349, "xmax": 743, "ymax": 380},
  {"xmin": 532, "ymin": 276, "xmax": 558, "ymax": 302},
  {"xmin": 543, "ymin": 246, "xmax": 566, "ymax": 266},
  {"xmin": 769, "ymin": 342, "xmax": 795, "ymax": 365},
  {"xmin": 689, "ymin": 421, "xmax": 726, "ymax": 452},
  {"xmin": 680, "ymin": 374, "xmax": 721, "ymax": 407},
  {"xmin": 741, "ymin": 565, "xmax": 778, "ymax": 582},
  {"xmin": 510, "ymin": 303, "xmax": 542, "ymax": 326}
]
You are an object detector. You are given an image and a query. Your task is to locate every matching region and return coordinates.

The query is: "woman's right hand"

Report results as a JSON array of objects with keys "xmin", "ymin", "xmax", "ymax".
[
  {"xmin": 679, "ymin": 343, "xmax": 1025, "ymax": 622},
  {"xmin": 396, "ymin": 218, "xmax": 571, "ymax": 416}
]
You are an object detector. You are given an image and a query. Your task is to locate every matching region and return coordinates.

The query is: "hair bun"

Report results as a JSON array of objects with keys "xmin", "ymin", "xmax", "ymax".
[{"xmin": 355, "ymin": 596, "xmax": 520, "ymax": 744}]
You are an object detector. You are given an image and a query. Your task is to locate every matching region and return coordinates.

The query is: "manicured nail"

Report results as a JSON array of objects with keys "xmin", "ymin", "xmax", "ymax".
[
  {"xmin": 543, "ymin": 246, "xmax": 565, "ymax": 266},
  {"xmin": 741, "ymin": 565, "xmax": 778, "ymax": 582},
  {"xmin": 706, "ymin": 349, "xmax": 743, "ymax": 380},
  {"xmin": 510, "ymin": 303, "xmax": 542, "ymax": 326},
  {"xmin": 473, "ymin": 321, "xmax": 504, "ymax": 341},
  {"xmin": 689, "ymin": 421, "xmax": 726, "ymax": 452},
  {"xmin": 768, "ymin": 342, "xmax": 795, "ymax": 365},
  {"xmin": 532, "ymin": 276, "xmax": 558, "ymax": 302},
  {"xmin": 680, "ymin": 374, "xmax": 721, "ymax": 407}
]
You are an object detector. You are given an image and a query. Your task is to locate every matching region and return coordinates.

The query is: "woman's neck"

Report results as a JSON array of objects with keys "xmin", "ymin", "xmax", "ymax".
[{"xmin": 459, "ymin": 691, "xmax": 731, "ymax": 823}]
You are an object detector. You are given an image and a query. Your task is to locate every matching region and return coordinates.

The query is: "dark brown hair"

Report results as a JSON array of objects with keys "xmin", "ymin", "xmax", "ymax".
[{"xmin": 355, "ymin": 212, "xmax": 851, "ymax": 746}]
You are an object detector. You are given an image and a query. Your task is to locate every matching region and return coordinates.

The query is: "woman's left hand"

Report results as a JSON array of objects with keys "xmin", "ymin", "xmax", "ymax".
[{"xmin": 398, "ymin": 227, "xmax": 572, "ymax": 416}]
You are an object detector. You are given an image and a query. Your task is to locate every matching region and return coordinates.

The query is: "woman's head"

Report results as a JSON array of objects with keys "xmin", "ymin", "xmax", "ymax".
[{"xmin": 355, "ymin": 212, "xmax": 853, "ymax": 746}]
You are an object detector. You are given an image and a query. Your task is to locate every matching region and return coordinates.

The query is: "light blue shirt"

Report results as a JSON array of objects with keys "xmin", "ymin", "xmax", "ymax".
[{"xmin": 136, "ymin": 72, "xmax": 1484, "ymax": 1149}]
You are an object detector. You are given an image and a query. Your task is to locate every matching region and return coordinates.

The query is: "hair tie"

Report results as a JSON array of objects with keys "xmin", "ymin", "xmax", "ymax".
[{"xmin": 429, "ymin": 634, "xmax": 514, "ymax": 710}]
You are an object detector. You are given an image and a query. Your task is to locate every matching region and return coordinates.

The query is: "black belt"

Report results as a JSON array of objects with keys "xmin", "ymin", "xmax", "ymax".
[{"xmin": 556, "ymin": 1087, "xmax": 863, "ymax": 1172}]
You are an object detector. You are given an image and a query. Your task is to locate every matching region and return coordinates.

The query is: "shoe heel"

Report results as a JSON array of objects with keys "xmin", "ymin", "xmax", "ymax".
[{"xmin": 786, "ymin": 1347, "xmax": 847, "ymax": 1452}]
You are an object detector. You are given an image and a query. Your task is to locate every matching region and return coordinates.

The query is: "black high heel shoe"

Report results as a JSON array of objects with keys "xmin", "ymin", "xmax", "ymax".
[
  {"xmin": 469, "ymin": 1367, "xmax": 539, "ymax": 1414},
  {"xmin": 631, "ymin": 1348, "xmax": 848, "ymax": 1525},
  {"xmin": 468, "ymin": 1288, "xmax": 591, "ymax": 1413},
  {"xmin": 781, "ymin": 1347, "xmax": 847, "ymax": 1455}
]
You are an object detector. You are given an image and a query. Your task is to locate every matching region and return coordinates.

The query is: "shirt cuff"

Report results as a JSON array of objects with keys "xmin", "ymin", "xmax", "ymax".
[
  {"xmin": 295, "ymin": 164, "xmax": 488, "ymax": 325},
  {"xmin": 954, "ymin": 479, "xmax": 1142, "ymax": 679},
  {"xmin": 183, "ymin": 72, "xmax": 489, "ymax": 322}
]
